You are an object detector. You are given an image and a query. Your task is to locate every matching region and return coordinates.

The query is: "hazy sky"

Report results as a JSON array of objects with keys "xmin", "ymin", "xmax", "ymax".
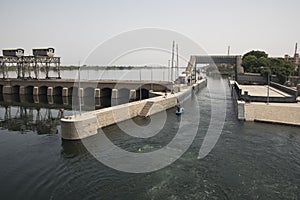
[{"xmin": 0, "ymin": 0, "xmax": 299, "ymax": 65}]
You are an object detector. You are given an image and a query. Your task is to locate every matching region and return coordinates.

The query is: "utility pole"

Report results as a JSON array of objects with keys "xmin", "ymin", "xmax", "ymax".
[
  {"xmin": 171, "ymin": 40, "xmax": 175, "ymax": 82},
  {"xmin": 267, "ymin": 71, "xmax": 270, "ymax": 105},
  {"xmin": 228, "ymin": 46, "xmax": 230, "ymax": 56},
  {"xmin": 176, "ymin": 44, "xmax": 179, "ymax": 81},
  {"xmin": 227, "ymin": 46, "xmax": 230, "ymax": 56},
  {"xmin": 293, "ymin": 43, "xmax": 299, "ymax": 78},
  {"xmin": 78, "ymin": 61, "xmax": 82, "ymax": 115},
  {"xmin": 168, "ymin": 60, "xmax": 170, "ymax": 82},
  {"xmin": 139, "ymin": 69, "xmax": 142, "ymax": 101}
]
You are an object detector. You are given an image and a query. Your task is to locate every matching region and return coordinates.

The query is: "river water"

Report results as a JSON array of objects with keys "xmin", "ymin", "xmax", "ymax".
[{"xmin": 0, "ymin": 69, "xmax": 299, "ymax": 200}]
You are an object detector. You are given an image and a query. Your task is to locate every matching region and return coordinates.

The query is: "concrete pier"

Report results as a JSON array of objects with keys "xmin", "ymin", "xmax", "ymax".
[
  {"xmin": 47, "ymin": 87, "xmax": 53, "ymax": 96},
  {"xmin": 237, "ymin": 101, "xmax": 300, "ymax": 126},
  {"xmin": 3, "ymin": 86, "xmax": 12, "ymax": 94},
  {"xmin": 95, "ymin": 89, "xmax": 101, "ymax": 98},
  {"xmin": 33, "ymin": 87, "xmax": 39, "ymax": 95},
  {"xmin": 61, "ymin": 79, "xmax": 207, "ymax": 140},
  {"xmin": 111, "ymin": 89, "xmax": 118, "ymax": 99},
  {"xmin": 20, "ymin": 86, "xmax": 26, "ymax": 95},
  {"xmin": 230, "ymin": 80, "xmax": 300, "ymax": 126},
  {"xmin": 62, "ymin": 87, "xmax": 68, "ymax": 97},
  {"xmin": 79, "ymin": 88, "xmax": 84, "ymax": 97}
]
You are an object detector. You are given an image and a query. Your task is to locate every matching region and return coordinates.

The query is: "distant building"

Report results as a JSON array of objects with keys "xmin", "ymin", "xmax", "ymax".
[
  {"xmin": 284, "ymin": 53, "xmax": 299, "ymax": 64},
  {"xmin": 177, "ymin": 74, "xmax": 187, "ymax": 84},
  {"xmin": 32, "ymin": 48, "xmax": 55, "ymax": 57},
  {"xmin": 2, "ymin": 48, "xmax": 24, "ymax": 57}
]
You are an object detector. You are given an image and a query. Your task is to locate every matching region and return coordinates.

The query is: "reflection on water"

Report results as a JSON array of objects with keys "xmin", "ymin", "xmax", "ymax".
[
  {"xmin": 0, "ymin": 95, "xmax": 66, "ymax": 134},
  {"xmin": 0, "ymin": 106, "xmax": 62, "ymax": 134},
  {"xmin": 0, "ymin": 93, "xmax": 134, "ymax": 133},
  {"xmin": 61, "ymin": 140, "xmax": 88, "ymax": 158}
]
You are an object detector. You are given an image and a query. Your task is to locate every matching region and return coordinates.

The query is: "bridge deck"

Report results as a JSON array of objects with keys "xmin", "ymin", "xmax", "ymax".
[{"xmin": 0, "ymin": 78, "xmax": 172, "ymax": 84}]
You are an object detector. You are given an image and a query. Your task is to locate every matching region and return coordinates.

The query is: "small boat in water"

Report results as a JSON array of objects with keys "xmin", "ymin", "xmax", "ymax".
[{"xmin": 176, "ymin": 107, "xmax": 185, "ymax": 115}]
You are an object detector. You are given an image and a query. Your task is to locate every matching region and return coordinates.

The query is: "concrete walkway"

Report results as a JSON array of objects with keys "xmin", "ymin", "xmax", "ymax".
[{"xmin": 239, "ymin": 85, "xmax": 291, "ymax": 97}]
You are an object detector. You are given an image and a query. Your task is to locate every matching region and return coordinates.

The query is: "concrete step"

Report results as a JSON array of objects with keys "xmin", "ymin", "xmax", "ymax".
[{"xmin": 139, "ymin": 101, "xmax": 154, "ymax": 117}]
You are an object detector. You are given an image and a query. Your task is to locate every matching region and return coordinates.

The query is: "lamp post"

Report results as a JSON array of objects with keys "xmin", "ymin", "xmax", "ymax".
[
  {"xmin": 168, "ymin": 60, "xmax": 170, "ymax": 82},
  {"xmin": 267, "ymin": 71, "xmax": 270, "ymax": 105},
  {"xmin": 151, "ymin": 67, "xmax": 153, "ymax": 91},
  {"xmin": 139, "ymin": 69, "xmax": 142, "ymax": 101},
  {"xmin": 78, "ymin": 61, "xmax": 82, "ymax": 115},
  {"xmin": 260, "ymin": 66, "xmax": 270, "ymax": 105}
]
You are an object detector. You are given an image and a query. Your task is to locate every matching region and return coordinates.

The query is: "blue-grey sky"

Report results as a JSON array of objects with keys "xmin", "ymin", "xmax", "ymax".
[{"xmin": 0, "ymin": 0, "xmax": 299, "ymax": 65}]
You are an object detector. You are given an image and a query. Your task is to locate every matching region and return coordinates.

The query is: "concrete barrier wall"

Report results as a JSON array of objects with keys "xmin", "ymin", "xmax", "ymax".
[
  {"xmin": 61, "ymin": 100, "xmax": 148, "ymax": 140},
  {"xmin": 270, "ymin": 82, "xmax": 298, "ymax": 97},
  {"xmin": 96, "ymin": 100, "xmax": 147, "ymax": 128},
  {"xmin": 232, "ymin": 80, "xmax": 297, "ymax": 103},
  {"xmin": 237, "ymin": 74, "xmax": 279, "ymax": 84},
  {"xmin": 230, "ymin": 80, "xmax": 300, "ymax": 125},
  {"xmin": 239, "ymin": 102, "xmax": 300, "ymax": 126},
  {"xmin": 61, "ymin": 79, "xmax": 207, "ymax": 140},
  {"xmin": 61, "ymin": 94, "xmax": 183, "ymax": 140},
  {"xmin": 147, "ymin": 96, "xmax": 177, "ymax": 116},
  {"xmin": 237, "ymin": 74, "xmax": 265, "ymax": 84}
]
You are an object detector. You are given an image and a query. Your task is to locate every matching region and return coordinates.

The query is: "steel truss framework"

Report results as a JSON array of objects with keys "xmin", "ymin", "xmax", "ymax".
[{"xmin": 0, "ymin": 56, "xmax": 61, "ymax": 79}]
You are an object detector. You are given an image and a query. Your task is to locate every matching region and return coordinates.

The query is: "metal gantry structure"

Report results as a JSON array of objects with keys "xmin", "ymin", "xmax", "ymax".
[{"xmin": 0, "ymin": 48, "xmax": 61, "ymax": 79}]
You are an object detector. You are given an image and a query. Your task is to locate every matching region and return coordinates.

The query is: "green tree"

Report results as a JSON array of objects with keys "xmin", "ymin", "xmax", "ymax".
[
  {"xmin": 242, "ymin": 50, "xmax": 268, "ymax": 60},
  {"xmin": 260, "ymin": 66, "xmax": 271, "ymax": 78},
  {"xmin": 269, "ymin": 58, "xmax": 293, "ymax": 84},
  {"xmin": 257, "ymin": 57, "xmax": 270, "ymax": 68},
  {"xmin": 242, "ymin": 50, "xmax": 296, "ymax": 84},
  {"xmin": 242, "ymin": 55, "xmax": 257, "ymax": 72}
]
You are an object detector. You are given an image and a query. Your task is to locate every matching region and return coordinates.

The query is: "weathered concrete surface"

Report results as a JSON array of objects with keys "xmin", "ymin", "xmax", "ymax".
[
  {"xmin": 238, "ymin": 101, "xmax": 300, "ymax": 126},
  {"xmin": 62, "ymin": 87, "xmax": 68, "ymax": 97},
  {"xmin": 3, "ymin": 86, "xmax": 12, "ymax": 94},
  {"xmin": 47, "ymin": 87, "xmax": 53, "ymax": 96},
  {"xmin": 231, "ymin": 80, "xmax": 300, "ymax": 126},
  {"xmin": 231, "ymin": 80, "xmax": 297, "ymax": 103},
  {"xmin": 237, "ymin": 101, "xmax": 245, "ymax": 120},
  {"xmin": 61, "ymin": 79, "xmax": 207, "ymax": 140},
  {"xmin": 239, "ymin": 85, "xmax": 291, "ymax": 97},
  {"xmin": 95, "ymin": 88, "xmax": 101, "ymax": 98}
]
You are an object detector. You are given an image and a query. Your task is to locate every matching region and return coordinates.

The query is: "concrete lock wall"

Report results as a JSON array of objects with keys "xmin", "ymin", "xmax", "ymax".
[
  {"xmin": 96, "ymin": 100, "xmax": 147, "ymax": 128},
  {"xmin": 61, "ymin": 99, "xmax": 148, "ymax": 140},
  {"xmin": 236, "ymin": 101, "xmax": 300, "ymax": 126},
  {"xmin": 244, "ymin": 103, "xmax": 300, "ymax": 126},
  {"xmin": 61, "ymin": 79, "xmax": 207, "ymax": 140},
  {"xmin": 237, "ymin": 101, "xmax": 245, "ymax": 120},
  {"xmin": 61, "ymin": 95, "xmax": 179, "ymax": 140}
]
